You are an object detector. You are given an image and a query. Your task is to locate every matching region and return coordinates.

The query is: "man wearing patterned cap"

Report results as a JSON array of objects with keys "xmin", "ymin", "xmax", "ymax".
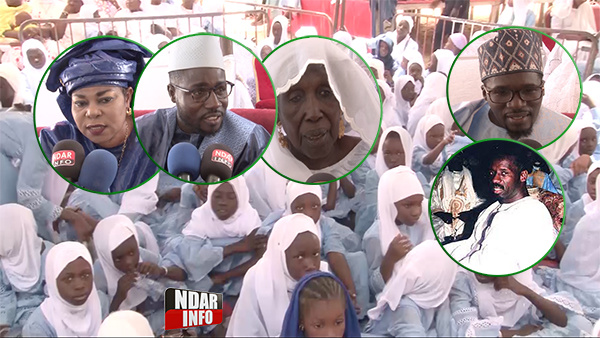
[
  {"xmin": 136, "ymin": 34, "xmax": 270, "ymax": 182},
  {"xmin": 452, "ymin": 29, "xmax": 571, "ymax": 148}
]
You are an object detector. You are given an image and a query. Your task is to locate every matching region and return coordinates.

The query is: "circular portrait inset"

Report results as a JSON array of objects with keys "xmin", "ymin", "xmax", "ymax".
[
  {"xmin": 431, "ymin": 139, "xmax": 563, "ymax": 276},
  {"xmin": 262, "ymin": 36, "xmax": 382, "ymax": 183},
  {"xmin": 448, "ymin": 27, "xmax": 580, "ymax": 148},
  {"xmin": 134, "ymin": 33, "xmax": 275, "ymax": 184},
  {"xmin": 35, "ymin": 36, "xmax": 158, "ymax": 194}
]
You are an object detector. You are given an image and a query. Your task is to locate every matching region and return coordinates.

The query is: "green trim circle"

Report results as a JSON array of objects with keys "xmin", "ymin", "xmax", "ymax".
[
  {"xmin": 260, "ymin": 35, "xmax": 384, "ymax": 186},
  {"xmin": 428, "ymin": 137, "xmax": 566, "ymax": 277},
  {"xmin": 33, "ymin": 35, "xmax": 160, "ymax": 195},
  {"xmin": 445, "ymin": 26, "xmax": 583, "ymax": 151},
  {"xmin": 131, "ymin": 32, "xmax": 278, "ymax": 186}
]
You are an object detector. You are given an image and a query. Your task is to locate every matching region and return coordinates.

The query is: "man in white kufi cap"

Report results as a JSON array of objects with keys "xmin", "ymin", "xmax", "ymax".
[
  {"xmin": 445, "ymin": 33, "xmax": 468, "ymax": 55},
  {"xmin": 135, "ymin": 34, "xmax": 271, "ymax": 182}
]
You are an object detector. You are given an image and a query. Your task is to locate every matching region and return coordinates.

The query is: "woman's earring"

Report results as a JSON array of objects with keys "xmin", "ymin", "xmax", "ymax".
[
  {"xmin": 338, "ymin": 114, "xmax": 345, "ymax": 139},
  {"xmin": 126, "ymin": 107, "xmax": 132, "ymax": 116},
  {"xmin": 277, "ymin": 121, "xmax": 288, "ymax": 148}
]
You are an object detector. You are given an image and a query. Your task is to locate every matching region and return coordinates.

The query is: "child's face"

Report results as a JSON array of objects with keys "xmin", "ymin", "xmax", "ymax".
[
  {"xmin": 408, "ymin": 63, "xmax": 422, "ymax": 79},
  {"xmin": 378, "ymin": 40, "xmax": 390, "ymax": 57},
  {"xmin": 291, "ymin": 193, "xmax": 321, "ymax": 224},
  {"xmin": 587, "ymin": 168, "xmax": 600, "ymax": 200},
  {"xmin": 382, "ymin": 134, "xmax": 405, "ymax": 169},
  {"xmin": 211, "ymin": 182, "xmax": 238, "ymax": 220},
  {"xmin": 579, "ymin": 127, "xmax": 597, "ymax": 156},
  {"xmin": 394, "ymin": 194, "xmax": 423, "ymax": 226},
  {"xmin": 401, "ymin": 81, "xmax": 416, "ymax": 102},
  {"xmin": 260, "ymin": 45, "xmax": 272, "ymax": 60},
  {"xmin": 301, "ymin": 298, "xmax": 346, "ymax": 338},
  {"xmin": 425, "ymin": 123, "xmax": 445, "ymax": 149},
  {"xmin": 111, "ymin": 236, "xmax": 140, "ymax": 274},
  {"xmin": 285, "ymin": 231, "xmax": 320, "ymax": 280},
  {"xmin": 56, "ymin": 257, "xmax": 94, "ymax": 306},
  {"xmin": 26, "ymin": 48, "xmax": 45, "ymax": 69}
]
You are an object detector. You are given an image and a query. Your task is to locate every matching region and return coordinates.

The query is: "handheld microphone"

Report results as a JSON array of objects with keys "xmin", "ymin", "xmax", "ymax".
[
  {"xmin": 167, "ymin": 142, "xmax": 201, "ymax": 181},
  {"xmin": 200, "ymin": 144, "xmax": 234, "ymax": 183},
  {"xmin": 77, "ymin": 149, "xmax": 118, "ymax": 193},
  {"xmin": 51, "ymin": 140, "xmax": 85, "ymax": 182}
]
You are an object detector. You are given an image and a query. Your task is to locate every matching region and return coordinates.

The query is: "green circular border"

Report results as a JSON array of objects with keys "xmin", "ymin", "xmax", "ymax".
[
  {"xmin": 260, "ymin": 35, "xmax": 384, "ymax": 186},
  {"xmin": 33, "ymin": 35, "xmax": 160, "ymax": 195},
  {"xmin": 131, "ymin": 32, "xmax": 278, "ymax": 186},
  {"xmin": 428, "ymin": 137, "xmax": 566, "ymax": 277},
  {"xmin": 445, "ymin": 26, "xmax": 583, "ymax": 150}
]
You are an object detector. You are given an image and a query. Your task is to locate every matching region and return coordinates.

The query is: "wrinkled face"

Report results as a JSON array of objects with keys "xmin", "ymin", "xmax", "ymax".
[
  {"xmin": 210, "ymin": 182, "xmax": 238, "ymax": 220},
  {"xmin": 272, "ymin": 22, "xmax": 283, "ymax": 45},
  {"xmin": 378, "ymin": 40, "xmax": 390, "ymax": 57},
  {"xmin": 168, "ymin": 68, "xmax": 228, "ymax": 135},
  {"xmin": 111, "ymin": 235, "xmax": 140, "ymax": 274},
  {"xmin": 396, "ymin": 20, "xmax": 410, "ymax": 42},
  {"xmin": 425, "ymin": 123, "xmax": 445, "ymax": 149},
  {"xmin": 71, "ymin": 86, "xmax": 132, "ymax": 149},
  {"xmin": 482, "ymin": 72, "xmax": 544, "ymax": 139},
  {"xmin": 587, "ymin": 168, "xmax": 600, "ymax": 200},
  {"xmin": 428, "ymin": 54, "xmax": 438, "ymax": 72},
  {"xmin": 382, "ymin": 133, "xmax": 405, "ymax": 169},
  {"xmin": 278, "ymin": 64, "xmax": 342, "ymax": 161},
  {"xmin": 26, "ymin": 48, "xmax": 45, "ymax": 69},
  {"xmin": 285, "ymin": 231, "xmax": 321, "ymax": 281},
  {"xmin": 291, "ymin": 193, "xmax": 321, "ymax": 224},
  {"xmin": 301, "ymin": 298, "xmax": 346, "ymax": 338},
  {"xmin": 579, "ymin": 127, "xmax": 597, "ymax": 156},
  {"xmin": 401, "ymin": 81, "xmax": 417, "ymax": 101},
  {"xmin": 394, "ymin": 194, "xmax": 423, "ymax": 226},
  {"xmin": 126, "ymin": 0, "xmax": 141, "ymax": 11},
  {"xmin": 260, "ymin": 45, "xmax": 272, "ymax": 60},
  {"xmin": 408, "ymin": 63, "xmax": 422, "ymax": 80},
  {"xmin": 489, "ymin": 158, "xmax": 527, "ymax": 202},
  {"xmin": 56, "ymin": 257, "xmax": 94, "ymax": 306}
]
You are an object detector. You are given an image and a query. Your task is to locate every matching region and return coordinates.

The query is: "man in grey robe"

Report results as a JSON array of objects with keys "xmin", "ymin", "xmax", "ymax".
[{"xmin": 136, "ymin": 35, "xmax": 270, "ymax": 182}]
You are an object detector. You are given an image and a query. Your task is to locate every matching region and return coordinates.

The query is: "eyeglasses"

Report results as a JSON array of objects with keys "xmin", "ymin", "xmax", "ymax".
[
  {"xmin": 170, "ymin": 81, "xmax": 235, "ymax": 103},
  {"xmin": 482, "ymin": 83, "xmax": 544, "ymax": 104}
]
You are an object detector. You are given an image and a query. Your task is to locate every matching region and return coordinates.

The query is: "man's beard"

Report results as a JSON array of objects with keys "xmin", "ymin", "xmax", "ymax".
[{"xmin": 506, "ymin": 126, "xmax": 533, "ymax": 140}]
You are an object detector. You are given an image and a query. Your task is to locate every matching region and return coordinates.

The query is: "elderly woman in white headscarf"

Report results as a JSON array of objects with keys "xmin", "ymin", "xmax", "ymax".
[
  {"xmin": 536, "ymin": 169, "xmax": 600, "ymax": 325},
  {"xmin": 22, "ymin": 241, "xmax": 109, "ymax": 337},
  {"xmin": 0, "ymin": 204, "xmax": 54, "ymax": 336},
  {"xmin": 361, "ymin": 166, "xmax": 436, "ymax": 298},
  {"xmin": 226, "ymin": 213, "xmax": 328, "ymax": 337},
  {"xmin": 452, "ymin": 269, "xmax": 592, "ymax": 336},
  {"xmin": 263, "ymin": 37, "xmax": 380, "ymax": 182}
]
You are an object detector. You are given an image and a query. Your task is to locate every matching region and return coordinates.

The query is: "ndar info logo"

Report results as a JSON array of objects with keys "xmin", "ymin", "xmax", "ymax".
[{"xmin": 164, "ymin": 288, "xmax": 223, "ymax": 330}]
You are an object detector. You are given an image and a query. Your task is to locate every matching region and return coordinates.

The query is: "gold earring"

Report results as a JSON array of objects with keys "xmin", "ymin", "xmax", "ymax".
[
  {"xmin": 277, "ymin": 122, "xmax": 288, "ymax": 148},
  {"xmin": 338, "ymin": 114, "xmax": 345, "ymax": 139},
  {"xmin": 126, "ymin": 107, "xmax": 132, "ymax": 116}
]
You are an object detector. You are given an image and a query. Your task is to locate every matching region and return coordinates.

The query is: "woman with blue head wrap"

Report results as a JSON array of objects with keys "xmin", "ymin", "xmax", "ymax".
[
  {"xmin": 281, "ymin": 271, "xmax": 361, "ymax": 337},
  {"xmin": 40, "ymin": 37, "xmax": 157, "ymax": 193}
]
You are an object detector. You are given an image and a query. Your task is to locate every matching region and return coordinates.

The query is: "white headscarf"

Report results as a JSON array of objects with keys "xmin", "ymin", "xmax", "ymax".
[
  {"xmin": 39, "ymin": 242, "xmax": 102, "ymax": 337},
  {"xmin": 433, "ymin": 49, "xmax": 456, "ymax": 76},
  {"xmin": 145, "ymin": 33, "xmax": 170, "ymax": 53},
  {"xmin": 583, "ymin": 161, "xmax": 600, "ymax": 214},
  {"xmin": 367, "ymin": 57, "xmax": 385, "ymax": 81},
  {"xmin": 21, "ymin": 38, "xmax": 50, "ymax": 98},
  {"xmin": 368, "ymin": 240, "xmax": 458, "ymax": 320},
  {"xmin": 93, "ymin": 215, "xmax": 147, "ymax": 310},
  {"xmin": 0, "ymin": 204, "xmax": 42, "ymax": 292},
  {"xmin": 407, "ymin": 72, "xmax": 447, "ymax": 134},
  {"xmin": 413, "ymin": 115, "xmax": 446, "ymax": 167},
  {"xmin": 472, "ymin": 269, "xmax": 545, "ymax": 327},
  {"xmin": 426, "ymin": 97, "xmax": 454, "ymax": 133},
  {"xmin": 395, "ymin": 15, "xmax": 414, "ymax": 32},
  {"xmin": 295, "ymin": 26, "xmax": 318, "ymax": 38},
  {"xmin": 539, "ymin": 121, "xmax": 583, "ymax": 164},
  {"xmin": 377, "ymin": 166, "xmax": 431, "ymax": 254},
  {"xmin": 333, "ymin": 30, "xmax": 353, "ymax": 46},
  {"xmin": 284, "ymin": 181, "xmax": 324, "ymax": 239},
  {"xmin": 0, "ymin": 63, "xmax": 24, "ymax": 105},
  {"xmin": 375, "ymin": 127, "xmax": 413, "ymax": 177},
  {"xmin": 182, "ymin": 176, "xmax": 261, "ymax": 239},
  {"xmin": 449, "ymin": 33, "xmax": 468, "ymax": 50},
  {"xmin": 378, "ymin": 79, "xmax": 401, "ymax": 129},
  {"xmin": 118, "ymin": 174, "xmax": 159, "ymax": 215},
  {"xmin": 250, "ymin": 213, "xmax": 322, "ymax": 337},
  {"xmin": 263, "ymin": 37, "xmax": 380, "ymax": 181},
  {"xmin": 270, "ymin": 15, "xmax": 289, "ymax": 48},
  {"xmin": 583, "ymin": 77, "xmax": 600, "ymax": 111},
  {"xmin": 393, "ymin": 75, "xmax": 415, "ymax": 127},
  {"xmin": 97, "ymin": 310, "xmax": 154, "ymax": 337}
]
